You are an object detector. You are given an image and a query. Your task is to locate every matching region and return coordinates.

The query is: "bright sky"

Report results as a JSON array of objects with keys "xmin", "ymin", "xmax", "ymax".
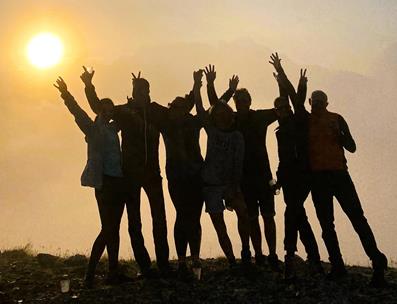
[{"xmin": 1, "ymin": 0, "xmax": 396, "ymax": 74}]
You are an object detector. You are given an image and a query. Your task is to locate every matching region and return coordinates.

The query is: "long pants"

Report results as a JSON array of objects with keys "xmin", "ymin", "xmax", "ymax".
[
  {"xmin": 168, "ymin": 178, "xmax": 203, "ymax": 259},
  {"xmin": 125, "ymin": 174, "xmax": 169, "ymax": 272},
  {"xmin": 311, "ymin": 170, "xmax": 382, "ymax": 266},
  {"xmin": 281, "ymin": 171, "xmax": 320, "ymax": 261},
  {"xmin": 87, "ymin": 176, "xmax": 125, "ymax": 276}
]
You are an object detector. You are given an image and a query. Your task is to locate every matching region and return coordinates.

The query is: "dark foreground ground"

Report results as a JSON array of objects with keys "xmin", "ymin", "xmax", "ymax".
[{"xmin": 0, "ymin": 247, "xmax": 396, "ymax": 304}]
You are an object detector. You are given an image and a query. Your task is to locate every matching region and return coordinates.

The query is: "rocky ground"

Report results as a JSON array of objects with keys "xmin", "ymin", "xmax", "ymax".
[{"xmin": 0, "ymin": 247, "xmax": 396, "ymax": 304}]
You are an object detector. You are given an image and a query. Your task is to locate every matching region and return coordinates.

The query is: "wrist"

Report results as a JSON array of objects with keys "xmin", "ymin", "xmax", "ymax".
[{"xmin": 84, "ymin": 81, "xmax": 93, "ymax": 88}]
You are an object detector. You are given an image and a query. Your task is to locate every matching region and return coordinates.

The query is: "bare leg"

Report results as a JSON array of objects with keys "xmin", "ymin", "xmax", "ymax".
[{"xmin": 209, "ymin": 213, "xmax": 235, "ymax": 263}]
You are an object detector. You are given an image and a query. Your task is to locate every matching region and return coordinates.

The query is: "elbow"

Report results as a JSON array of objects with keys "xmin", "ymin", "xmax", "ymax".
[{"xmin": 345, "ymin": 142, "xmax": 356, "ymax": 153}]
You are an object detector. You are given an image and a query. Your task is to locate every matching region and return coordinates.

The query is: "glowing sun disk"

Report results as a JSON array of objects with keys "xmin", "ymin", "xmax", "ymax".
[{"xmin": 27, "ymin": 33, "xmax": 63, "ymax": 69}]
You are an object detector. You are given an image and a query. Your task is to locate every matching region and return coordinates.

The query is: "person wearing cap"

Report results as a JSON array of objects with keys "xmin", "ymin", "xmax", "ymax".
[
  {"xmin": 193, "ymin": 69, "xmax": 251, "ymax": 269},
  {"xmin": 205, "ymin": 65, "xmax": 279, "ymax": 269},
  {"xmin": 53, "ymin": 77, "xmax": 133, "ymax": 287}
]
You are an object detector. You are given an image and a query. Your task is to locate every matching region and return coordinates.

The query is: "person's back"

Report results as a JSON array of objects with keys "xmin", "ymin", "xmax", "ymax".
[
  {"xmin": 162, "ymin": 114, "xmax": 203, "ymax": 179},
  {"xmin": 235, "ymin": 110, "xmax": 274, "ymax": 181}
]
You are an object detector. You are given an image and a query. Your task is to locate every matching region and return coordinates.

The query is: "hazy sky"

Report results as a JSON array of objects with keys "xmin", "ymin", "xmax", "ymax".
[
  {"xmin": 0, "ymin": 1, "xmax": 396, "ymax": 265},
  {"xmin": 1, "ymin": 0, "xmax": 397, "ymax": 72}
]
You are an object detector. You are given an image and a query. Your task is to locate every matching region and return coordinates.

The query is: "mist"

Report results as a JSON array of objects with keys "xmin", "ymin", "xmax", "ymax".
[{"xmin": 0, "ymin": 1, "xmax": 396, "ymax": 266}]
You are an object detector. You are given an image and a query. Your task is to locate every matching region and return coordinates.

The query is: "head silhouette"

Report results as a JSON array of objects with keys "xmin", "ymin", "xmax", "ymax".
[
  {"xmin": 274, "ymin": 97, "xmax": 292, "ymax": 121},
  {"xmin": 168, "ymin": 95, "xmax": 193, "ymax": 122},
  {"xmin": 309, "ymin": 90, "xmax": 328, "ymax": 113},
  {"xmin": 209, "ymin": 100, "xmax": 235, "ymax": 131},
  {"xmin": 98, "ymin": 98, "xmax": 114, "ymax": 122},
  {"xmin": 132, "ymin": 78, "xmax": 150, "ymax": 105},
  {"xmin": 233, "ymin": 88, "xmax": 251, "ymax": 113}
]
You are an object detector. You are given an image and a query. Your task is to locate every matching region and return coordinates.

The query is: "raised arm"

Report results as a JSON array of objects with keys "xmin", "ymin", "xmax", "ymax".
[
  {"xmin": 53, "ymin": 77, "xmax": 94, "ymax": 136},
  {"xmin": 81, "ymin": 66, "xmax": 102, "ymax": 114},
  {"xmin": 204, "ymin": 64, "xmax": 238, "ymax": 105},
  {"xmin": 204, "ymin": 64, "xmax": 219, "ymax": 105},
  {"xmin": 296, "ymin": 69, "xmax": 308, "ymax": 108},
  {"xmin": 193, "ymin": 69, "xmax": 205, "ymax": 115},
  {"xmin": 338, "ymin": 115, "xmax": 356, "ymax": 153},
  {"xmin": 269, "ymin": 53, "xmax": 297, "ymax": 102},
  {"xmin": 193, "ymin": 69, "xmax": 212, "ymax": 128}
]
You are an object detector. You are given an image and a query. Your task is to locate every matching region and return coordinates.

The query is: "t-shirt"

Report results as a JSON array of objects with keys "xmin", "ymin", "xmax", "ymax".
[{"xmin": 234, "ymin": 109, "xmax": 277, "ymax": 180}]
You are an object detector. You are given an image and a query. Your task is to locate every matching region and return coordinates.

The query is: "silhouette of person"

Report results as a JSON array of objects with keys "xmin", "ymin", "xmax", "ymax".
[
  {"xmin": 205, "ymin": 65, "xmax": 280, "ymax": 269},
  {"xmin": 141, "ymin": 77, "xmax": 204, "ymax": 276},
  {"xmin": 269, "ymin": 53, "xmax": 322, "ymax": 280},
  {"xmin": 81, "ymin": 68, "xmax": 170, "ymax": 277},
  {"xmin": 271, "ymin": 59, "xmax": 388, "ymax": 286},
  {"xmin": 308, "ymin": 89, "xmax": 388, "ymax": 286},
  {"xmin": 53, "ymin": 77, "xmax": 129, "ymax": 287},
  {"xmin": 193, "ymin": 69, "xmax": 251, "ymax": 268}
]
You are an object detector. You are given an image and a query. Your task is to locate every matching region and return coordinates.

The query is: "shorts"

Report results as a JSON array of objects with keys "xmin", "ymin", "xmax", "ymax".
[
  {"xmin": 203, "ymin": 185, "xmax": 245, "ymax": 214},
  {"xmin": 241, "ymin": 178, "xmax": 275, "ymax": 218}
]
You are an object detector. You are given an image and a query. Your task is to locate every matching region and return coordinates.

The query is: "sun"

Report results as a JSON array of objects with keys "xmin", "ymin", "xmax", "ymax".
[{"xmin": 27, "ymin": 33, "xmax": 64, "ymax": 69}]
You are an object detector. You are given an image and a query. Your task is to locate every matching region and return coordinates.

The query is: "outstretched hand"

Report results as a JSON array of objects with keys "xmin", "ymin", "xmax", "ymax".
[
  {"xmin": 53, "ymin": 77, "xmax": 68, "ymax": 94},
  {"xmin": 80, "ymin": 66, "xmax": 95, "ymax": 85},
  {"xmin": 193, "ymin": 69, "xmax": 204, "ymax": 87},
  {"xmin": 131, "ymin": 71, "xmax": 142, "ymax": 82},
  {"xmin": 229, "ymin": 75, "xmax": 239, "ymax": 92},
  {"xmin": 269, "ymin": 52, "xmax": 283, "ymax": 72},
  {"xmin": 204, "ymin": 64, "xmax": 216, "ymax": 84},
  {"xmin": 299, "ymin": 68, "xmax": 308, "ymax": 86}
]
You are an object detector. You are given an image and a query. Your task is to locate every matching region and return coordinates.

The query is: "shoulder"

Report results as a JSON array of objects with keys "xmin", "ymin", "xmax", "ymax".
[
  {"xmin": 327, "ymin": 111, "xmax": 342, "ymax": 118},
  {"xmin": 254, "ymin": 108, "xmax": 276, "ymax": 119},
  {"xmin": 150, "ymin": 101, "xmax": 167, "ymax": 111}
]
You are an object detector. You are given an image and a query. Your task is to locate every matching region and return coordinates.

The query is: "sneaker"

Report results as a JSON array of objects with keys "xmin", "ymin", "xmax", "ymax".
[
  {"xmin": 326, "ymin": 265, "xmax": 347, "ymax": 280},
  {"xmin": 228, "ymin": 257, "xmax": 238, "ymax": 270},
  {"xmin": 241, "ymin": 249, "xmax": 252, "ymax": 265},
  {"xmin": 307, "ymin": 259, "xmax": 324, "ymax": 275},
  {"xmin": 372, "ymin": 252, "xmax": 388, "ymax": 271},
  {"xmin": 370, "ymin": 270, "xmax": 387, "ymax": 288},
  {"xmin": 255, "ymin": 254, "xmax": 266, "ymax": 267},
  {"xmin": 370, "ymin": 253, "xmax": 388, "ymax": 288},
  {"xmin": 284, "ymin": 255, "xmax": 296, "ymax": 281},
  {"xmin": 268, "ymin": 254, "xmax": 282, "ymax": 273}
]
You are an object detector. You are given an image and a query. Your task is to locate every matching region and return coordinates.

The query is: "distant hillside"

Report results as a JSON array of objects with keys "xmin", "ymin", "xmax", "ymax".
[{"xmin": 0, "ymin": 247, "xmax": 396, "ymax": 303}]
